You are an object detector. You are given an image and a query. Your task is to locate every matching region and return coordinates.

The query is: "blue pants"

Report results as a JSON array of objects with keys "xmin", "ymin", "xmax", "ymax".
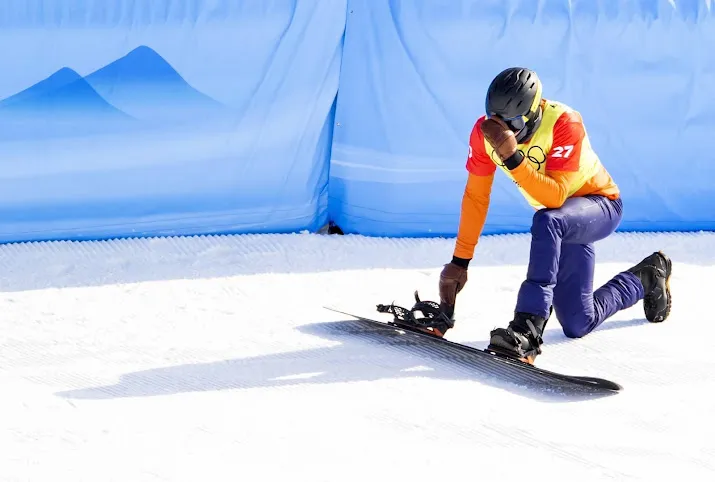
[{"xmin": 515, "ymin": 195, "xmax": 644, "ymax": 338}]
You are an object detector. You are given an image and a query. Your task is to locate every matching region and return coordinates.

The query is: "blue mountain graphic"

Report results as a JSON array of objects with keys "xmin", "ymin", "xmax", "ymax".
[
  {"xmin": 0, "ymin": 67, "xmax": 135, "ymax": 140},
  {"xmin": 0, "ymin": 46, "xmax": 229, "ymax": 141},
  {"xmin": 85, "ymin": 45, "xmax": 225, "ymax": 121},
  {"xmin": 0, "ymin": 67, "xmax": 131, "ymax": 118}
]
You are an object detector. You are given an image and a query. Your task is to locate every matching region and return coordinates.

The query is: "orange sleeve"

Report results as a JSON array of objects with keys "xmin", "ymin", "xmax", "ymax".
[
  {"xmin": 466, "ymin": 117, "xmax": 497, "ymax": 177},
  {"xmin": 509, "ymin": 111, "xmax": 584, "ymax": 208},
  {"xmin": 453, "ymin": 171, "xmax": 494, "ymax": 260},
  {"xmin": 510, "ymin": 166, "xmax": 579, "ymax": 208},
  {"xmin": 453, "ymin": 117, "xmax": 496, "ymax": 260}
]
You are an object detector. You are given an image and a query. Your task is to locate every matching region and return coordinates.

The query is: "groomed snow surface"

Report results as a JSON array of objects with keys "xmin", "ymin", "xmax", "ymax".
[{"xmin": 1, "ymin": 230, "xmax": 713, "ymax": 481}]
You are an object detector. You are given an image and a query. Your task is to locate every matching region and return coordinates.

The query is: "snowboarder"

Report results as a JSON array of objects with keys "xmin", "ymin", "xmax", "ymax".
[{"xmin": 435, "ymin": 67, "xmax": 672, "ymax": 364}]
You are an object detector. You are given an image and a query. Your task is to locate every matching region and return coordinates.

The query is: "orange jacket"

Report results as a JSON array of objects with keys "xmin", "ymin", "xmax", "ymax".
[{"xmin": 454, "ymin": 99, "xmax": 620, "ymax": 260}]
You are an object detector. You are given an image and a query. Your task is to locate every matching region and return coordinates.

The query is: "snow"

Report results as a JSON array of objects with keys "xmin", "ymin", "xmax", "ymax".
[{"xmin": 0, "ymin": 230, "xmax": 713, "ymax": 481}]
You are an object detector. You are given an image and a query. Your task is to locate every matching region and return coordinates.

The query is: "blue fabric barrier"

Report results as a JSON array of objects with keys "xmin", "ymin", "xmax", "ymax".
[
  {"xmin": 1, "ymin": 0, "xmax": 713, "ymax": 243},
  {"xmin": 0, "ymin": 0, "xmax": 346, "ymax": 242},
  {"xmin": 329, "ymin": 0, "xmax": 715, "ymax": 237}
]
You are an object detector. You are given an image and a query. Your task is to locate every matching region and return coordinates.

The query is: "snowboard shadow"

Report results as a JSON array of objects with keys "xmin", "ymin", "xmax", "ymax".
[{"xmin": 54, "ymin": 318, "xmax": 643, "ymax": 404}]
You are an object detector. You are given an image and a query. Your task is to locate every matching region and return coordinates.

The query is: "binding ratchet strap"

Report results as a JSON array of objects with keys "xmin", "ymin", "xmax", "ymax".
[{"xmin": 376, "ymin": 291, "xmax": 453, "ymax": 328}]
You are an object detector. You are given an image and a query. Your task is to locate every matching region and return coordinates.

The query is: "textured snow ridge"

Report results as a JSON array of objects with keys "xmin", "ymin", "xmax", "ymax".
[
  {"xmin": 0, "ymin": 230, "xmax": 711, "ymax": 290},
  {"xmin": 0, "ymin": 230, "xmax": 713, "ymax": 481}
]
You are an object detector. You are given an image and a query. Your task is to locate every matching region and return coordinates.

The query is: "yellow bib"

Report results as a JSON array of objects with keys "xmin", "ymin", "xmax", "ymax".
[{"xmin": 483, "ymin": 101, "xmax": 602, "ymax": 209}]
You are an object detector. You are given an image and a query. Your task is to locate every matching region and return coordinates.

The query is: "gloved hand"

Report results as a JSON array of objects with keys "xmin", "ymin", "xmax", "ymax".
[
  {"xmin": 439, "ymin": 262, "xmax": 468, "ymax": 319},
  {"xmin": 480, "ymin": 117, "xmax": 523, "ymax": 170}
]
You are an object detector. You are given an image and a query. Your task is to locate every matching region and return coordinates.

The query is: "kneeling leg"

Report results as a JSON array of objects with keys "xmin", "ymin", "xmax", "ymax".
[{"xmin": 553, "ymin": 243, "xmax": 643, "ymax": 338}]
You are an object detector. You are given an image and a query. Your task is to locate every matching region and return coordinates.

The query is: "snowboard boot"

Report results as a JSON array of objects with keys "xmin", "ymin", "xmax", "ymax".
[
  {"xmin": 487, "ymin": 312, "xmax": 549, "ymax": 365},
  {"xmin": 627, "ymin": 251, "xmax": 672, "ymax": 323}
]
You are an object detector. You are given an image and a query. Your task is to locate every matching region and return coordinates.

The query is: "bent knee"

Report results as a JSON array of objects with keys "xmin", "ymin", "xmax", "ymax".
[
  {"xmin": 531, "ymin": 209, "xmax": 564, "ymax": 237},
  {"xmin": 560, "ymin": 317, "xmax": 594, "ymax": 339}
]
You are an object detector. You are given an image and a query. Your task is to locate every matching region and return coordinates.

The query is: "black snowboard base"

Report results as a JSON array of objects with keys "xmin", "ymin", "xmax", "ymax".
[{"xmin": 323, "ymin": 306, "xmax": 623, "ymax": 395}]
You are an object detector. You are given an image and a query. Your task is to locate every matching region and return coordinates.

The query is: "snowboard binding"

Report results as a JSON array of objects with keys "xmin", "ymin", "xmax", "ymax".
[{"xmin": 376, "ymin": 291, "xmax": 454, "ymax": 337}]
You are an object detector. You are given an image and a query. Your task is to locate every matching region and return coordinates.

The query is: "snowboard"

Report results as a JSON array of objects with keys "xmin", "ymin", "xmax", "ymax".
[{"xmin": 323, "ymin": 303, "xmax": 623, "ymax": 395}]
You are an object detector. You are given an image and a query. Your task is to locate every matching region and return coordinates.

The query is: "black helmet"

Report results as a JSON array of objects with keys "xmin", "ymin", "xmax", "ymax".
[{"xmin": 485, "ymin": 67, "xmax": 543, "ymax": 143}]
